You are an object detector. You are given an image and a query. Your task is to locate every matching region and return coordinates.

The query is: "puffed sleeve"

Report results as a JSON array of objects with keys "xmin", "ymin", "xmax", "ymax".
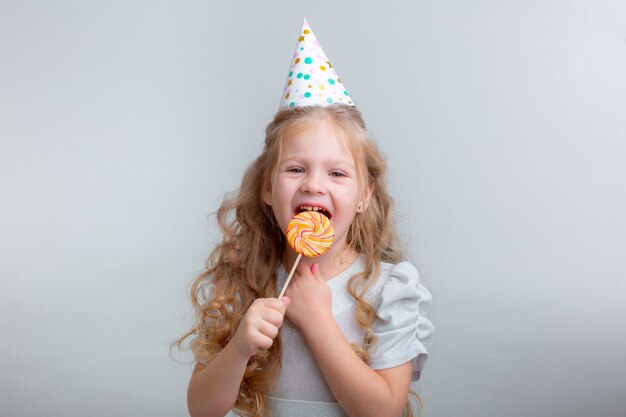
[{"xmin": 368, "ymin": 262, "xmax": 435, "ymax": 381}]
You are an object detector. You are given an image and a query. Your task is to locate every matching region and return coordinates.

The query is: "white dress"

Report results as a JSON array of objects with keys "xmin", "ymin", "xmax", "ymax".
[{"xmin": 228, "ymin": 256, "xmax": 435, "ymax": 417}]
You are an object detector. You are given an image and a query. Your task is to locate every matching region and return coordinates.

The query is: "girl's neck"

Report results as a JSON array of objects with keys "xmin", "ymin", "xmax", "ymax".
[{"xmin": 283, "ymin": 244, "xmax": 359, "ymax": 280}]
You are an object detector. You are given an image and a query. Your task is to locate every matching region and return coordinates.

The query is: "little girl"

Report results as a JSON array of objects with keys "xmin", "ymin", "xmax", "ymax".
[{"xmin": 176, "ymin": 20, "xmax": 434, "ymax": 417}]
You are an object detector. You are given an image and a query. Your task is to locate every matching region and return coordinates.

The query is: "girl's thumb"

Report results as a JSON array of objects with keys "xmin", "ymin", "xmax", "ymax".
[{"xmin": 281, "ymin": 296, "xmax": 291, "ymax": 309}]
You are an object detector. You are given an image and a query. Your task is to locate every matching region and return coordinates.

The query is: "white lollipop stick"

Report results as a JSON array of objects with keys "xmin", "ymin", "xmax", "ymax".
[{"xmin": 278, "ymin": 253, "xmax": 302, "ymax": 299}]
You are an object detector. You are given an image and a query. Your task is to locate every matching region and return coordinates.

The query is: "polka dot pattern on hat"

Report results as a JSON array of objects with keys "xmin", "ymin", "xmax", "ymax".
[{"xmin": 279, "ymin": 18, "xmax": 354, "ymax": 109}]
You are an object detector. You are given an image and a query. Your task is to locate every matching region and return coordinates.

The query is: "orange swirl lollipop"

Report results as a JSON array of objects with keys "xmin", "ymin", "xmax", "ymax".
[
  {"xmin": 278, "ymin": 211, "xmax": 334, "ymax": 298},
  {"xmin": 287, "ymin": 211, "xmax": 335, "ymax": 257}
]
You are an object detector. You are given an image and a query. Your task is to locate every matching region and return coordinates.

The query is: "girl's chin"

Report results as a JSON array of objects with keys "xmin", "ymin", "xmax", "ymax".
[{"xmin": 285, "ymin": 243, "xmax": 352, "ymax": 260}]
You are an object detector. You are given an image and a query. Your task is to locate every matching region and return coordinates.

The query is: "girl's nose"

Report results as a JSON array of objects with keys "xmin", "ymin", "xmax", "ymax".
[{"xmin": 301, "ymin": 172, "xmax": 326, "ymax": 194}]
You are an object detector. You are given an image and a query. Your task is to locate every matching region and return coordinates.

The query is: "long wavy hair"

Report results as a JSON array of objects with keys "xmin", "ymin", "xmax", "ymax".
[{"xmin": 174, "ymin": 104, "xmax": 420, "ymax": 417}]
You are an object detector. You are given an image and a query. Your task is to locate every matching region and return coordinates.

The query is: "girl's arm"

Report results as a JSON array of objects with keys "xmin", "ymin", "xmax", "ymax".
[
  {"xmin": 285, "ymin": 264, "xmax": 411, "ymax": 417},
  {"xmin": 302, "ymin": 318, "xmax": 412, "ymax": 417},
  {"xmin": 187, "ymin": 297, "xmax": 290, "ymax": 417}
]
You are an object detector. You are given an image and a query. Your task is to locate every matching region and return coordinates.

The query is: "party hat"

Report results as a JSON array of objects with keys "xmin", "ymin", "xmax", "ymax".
[{"xmin": 279, "ymin": 19, "xmax": 354, "ymax": 109}]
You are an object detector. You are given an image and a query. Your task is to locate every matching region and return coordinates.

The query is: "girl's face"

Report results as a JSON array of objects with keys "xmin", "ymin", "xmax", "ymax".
[{"xmin": 263, "ymin": 119, "xmax": 372, "ymax": 256}]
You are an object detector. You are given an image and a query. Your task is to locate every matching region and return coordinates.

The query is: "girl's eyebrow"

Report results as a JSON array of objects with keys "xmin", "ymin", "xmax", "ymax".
[
  {"xmin": 330, "ymin": 160, "xmax": 356, "ymax": 170},
  {"xmin": 279, "ymin": 156, "xmax": 355, "ymax": 169}
]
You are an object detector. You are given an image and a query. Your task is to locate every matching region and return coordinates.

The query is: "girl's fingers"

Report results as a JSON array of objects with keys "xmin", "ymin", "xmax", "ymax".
[
  {"xmin": 253, "ymin": 333, "xmax": 274, "ymax": 351},
  {"xmin": 310, "ymin": 263, "xmax": 324, "ymax": 282},
  {"xmin": 260, "ymin": 308, "xmax": 285, "ymax": 327},
  {"xmin": 256, "ymin": 320, "xmax": 279, "ymax": 339},
  {"xmin": 248, "ymin": 299, "xmax": 287, "ymax": 326},
  {"xmin": 236, "ymin": 298, "xmax": 291, "ymax": 357},
  {"xmin": 295, "ymin": 263, "xmax": 311, "ymax": 278},
  {"xmin": 260, "ymin": 298, "xmax": 287, "ymax": 314}
]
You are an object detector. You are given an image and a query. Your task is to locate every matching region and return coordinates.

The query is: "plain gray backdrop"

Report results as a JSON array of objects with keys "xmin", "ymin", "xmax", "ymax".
[{"xmin": 1, "ymin": 1, "xmax": 625, "ymax": 416}]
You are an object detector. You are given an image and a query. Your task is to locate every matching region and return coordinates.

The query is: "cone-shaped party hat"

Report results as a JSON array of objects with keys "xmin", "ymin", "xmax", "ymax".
[{"xmin": 279, "ymin": 19, "xmax": 354, "ymax": 109}]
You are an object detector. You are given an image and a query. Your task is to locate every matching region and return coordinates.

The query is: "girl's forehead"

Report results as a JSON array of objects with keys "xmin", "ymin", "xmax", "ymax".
[{"xmin": 281, "ymin": 120, "xmax": 355, "ymax": 155}]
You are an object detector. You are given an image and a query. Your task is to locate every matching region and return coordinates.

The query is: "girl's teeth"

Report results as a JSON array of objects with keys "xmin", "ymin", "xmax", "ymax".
[{"xmin": 297, "ymin": 205, "xmax": 330, "ymax": 219}]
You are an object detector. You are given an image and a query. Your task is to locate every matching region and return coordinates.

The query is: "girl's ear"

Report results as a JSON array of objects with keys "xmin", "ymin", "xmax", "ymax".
[
  {"xmin": 357, "ymin": 184, "xmax": 375, "ymax": 213},
  {"xmin": 262, "ymin": 180, "xmax": 273, "ymax": 206}
]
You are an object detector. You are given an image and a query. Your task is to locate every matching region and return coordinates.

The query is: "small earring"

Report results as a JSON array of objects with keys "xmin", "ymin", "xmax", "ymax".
[{"xmin": 357, "ymin": 203, "xmax": 363, "ymax": 212}]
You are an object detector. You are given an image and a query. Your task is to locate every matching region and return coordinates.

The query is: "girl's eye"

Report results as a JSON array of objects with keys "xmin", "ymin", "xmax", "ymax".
[
  {"xmin": 330, "ymin": 171, "xmax": 346, "ymax": 177},
  {"xmin": 287, "ymin": 167, "xmax": 304, "ymax": 173}
]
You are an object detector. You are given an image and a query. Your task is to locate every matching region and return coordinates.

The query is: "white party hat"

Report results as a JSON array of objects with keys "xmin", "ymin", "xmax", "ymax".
[{"xmin": 279, "ymin": 19, "xmax": 354, "ymax": 109}]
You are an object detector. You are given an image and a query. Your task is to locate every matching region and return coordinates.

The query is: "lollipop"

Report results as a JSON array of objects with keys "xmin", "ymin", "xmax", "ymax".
[
  {"xmin": 287, "ymin": 211, "xmax": 334, "ymax": 257},
  {"xmin": 278, "ymin": 211, "xmax": 335, "ymax": 298}
]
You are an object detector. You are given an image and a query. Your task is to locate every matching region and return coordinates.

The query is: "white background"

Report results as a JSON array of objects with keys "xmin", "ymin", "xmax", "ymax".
[{"xmin": 1, "ymin": 1, "xmax": 625, "ymax": 416}]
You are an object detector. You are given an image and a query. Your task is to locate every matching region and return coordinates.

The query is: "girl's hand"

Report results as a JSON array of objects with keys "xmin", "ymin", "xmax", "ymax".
[
  {"xmin": 284, "ymin": 263, "xmax": 333, "ymax": 333},
  {"xmin": 231, "ymin": 297, "xmax": 290, "ymax": 358}
]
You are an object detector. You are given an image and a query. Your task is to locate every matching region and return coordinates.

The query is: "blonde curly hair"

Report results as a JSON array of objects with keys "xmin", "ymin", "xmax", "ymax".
[{"xmin": 174, "ymin": 104, "xmax": 420, "ymax": 417}]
